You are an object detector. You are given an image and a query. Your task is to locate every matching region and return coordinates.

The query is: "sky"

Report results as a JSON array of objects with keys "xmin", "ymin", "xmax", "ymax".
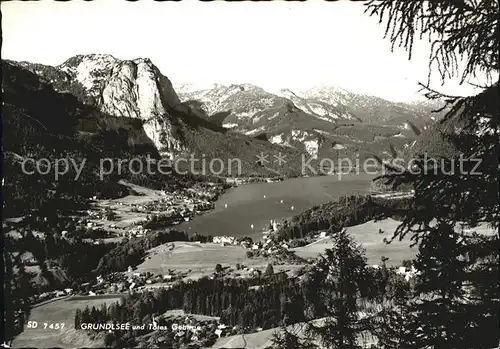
[{"xmin": 1, "ymin": 0, "xmax": 485, "ymax": 102}]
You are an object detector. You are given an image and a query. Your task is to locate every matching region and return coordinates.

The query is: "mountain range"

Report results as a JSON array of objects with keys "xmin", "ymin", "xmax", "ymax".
[
  {"xmin": 4, "ymin": 55, "xmax": 305, "ymax": 177},
  {"xmin": 175, "ymin": 81, "xmax": 446, "ymax": 160},
  {"xmin": 4, "ymin": 53, "xmax": 451, "ymax": 181}
]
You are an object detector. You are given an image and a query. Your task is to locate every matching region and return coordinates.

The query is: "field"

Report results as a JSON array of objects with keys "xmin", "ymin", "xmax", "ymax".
[
  {"xmin": 136, "ymin": 219, "xmax": 428, "ymax": 280},
  {"xmin": 294, "ymin": 218, "xmax": 496, "ymax": 266},
  {"xmin": 135, "ymin": 241, "xmax": 302, "ymax": 280},
  {"xmin": 11, "ymin": 295, "xmax": 123, "ymax": 349},
  {"xmin": 346, "ymin": 218, "xmax": 415, "ymax": 265},
  {"xmin": 213, "ymin": 326, "xmax": 280, "ymax": 349},
  {"xmin": 294, "ymin": 218, "xmax": 414, "ymax": 266},
  {"xmin": 135, "ymin": 220, "xmax": 419, "ymax": 282},
  {"xmin": 137, "ymin": 242, "xmax": 249, "ymax": 274},
  {"xmin": 293, "ymin": 218, "xmax": 414, "ymax": 266},
  {"xmin": 213, "ymin": 318, "xmax": 377, "ymax": 349}
]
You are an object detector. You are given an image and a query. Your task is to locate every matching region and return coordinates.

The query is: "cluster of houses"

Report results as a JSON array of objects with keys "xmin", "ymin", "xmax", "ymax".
[
  {"xmin": 150, "ymin": 315, "xmax": 240, "ymax": 347},
  {"xmin": 73, "ymin": 270, "xmax": 189, "ymax": 296},
  {"xmin": 29, "ymin": 287, "xmax": 73, "ymax": 305},
  {"xmin": 73, "ymin": 182, "xmax": 222, "ymax": 244},
  {"xmin": 85, "ymin": 207, "xmax": 116, "ymax": 221},
  {"xmin": 209, "ymin": 219, "xmax": 316, "ymax": 262},
  {"xmin": 154, "ymin": 308, "xmax": 268, "ymax": 346},
  {"xmin": 119, "ymin": 224, "xmax": 150, "ymax": 238},
  {"xmin": 213, "ymin": 236, "xmax": 238, "ymax": 246},
  {"xmin": 158, "ymin": 187, "xmax": 218, "ymax": 210},
  {"xmin": 248, "ymin": 220, "xmax": 291, "ymax": 256},
  {"xmin": 226, "ymin": 177, "xmax": 283, "ymax": 186},
  {"xmin": 124, "ymin": 268, "xmax": 191, "ymax": 291},
  {"xmin": 126, "ymin": 196, "xmax": 214, "ymax": 226},
  {"xmin": 212, "ymin": 233, "xmax": 289, "ymax": 258},
  {"xmin": 368, "ymin": 264, "xmax": 421, "ymax": 283}
]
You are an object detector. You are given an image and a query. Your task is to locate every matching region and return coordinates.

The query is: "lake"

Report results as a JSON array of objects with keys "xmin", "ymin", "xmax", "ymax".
[{"xmin": 178, "ymin": 173, "xmax": 376, "ymax": 239}]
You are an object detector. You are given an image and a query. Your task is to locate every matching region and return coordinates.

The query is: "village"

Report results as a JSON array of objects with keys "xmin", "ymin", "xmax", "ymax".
[
  {"xmin": 78, "ymin": 181, "xmax": 222, "ymax": 239},
  {"xmin": 4, "ymin": 179, "xmax": 430, "ymax": 349}
]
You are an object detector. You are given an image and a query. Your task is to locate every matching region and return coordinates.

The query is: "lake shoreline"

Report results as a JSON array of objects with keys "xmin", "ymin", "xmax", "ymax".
[{"xmin": 174, "ymin": 172, "xmax": 378, "ymax": 239}]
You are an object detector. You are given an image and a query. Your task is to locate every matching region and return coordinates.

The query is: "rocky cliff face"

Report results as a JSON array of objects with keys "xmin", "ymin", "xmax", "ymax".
[{"xmin": 14, "ymin": 54, "xmax": 185, "ymax": 157}]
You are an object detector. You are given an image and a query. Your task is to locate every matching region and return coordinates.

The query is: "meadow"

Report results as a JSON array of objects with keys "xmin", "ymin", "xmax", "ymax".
[
  {"xmin": 11, "ymin": 295, "xmax": 123, "ymax": 348},
  {"xmin": 294, "ymin": 218, "xmax": 415, "ymax": 266},
  {"xmin": 135, "ymin": 241, "xmax": 302, "ymax": 280}
]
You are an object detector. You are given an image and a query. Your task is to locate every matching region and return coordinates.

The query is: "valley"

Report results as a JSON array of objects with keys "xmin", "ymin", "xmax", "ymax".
[{"xmin": 3, "ymin": 46, "xmax": 497, "ymax": 349}]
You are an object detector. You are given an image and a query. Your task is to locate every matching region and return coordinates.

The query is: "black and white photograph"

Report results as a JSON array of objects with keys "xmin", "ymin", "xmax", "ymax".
[{"xmin": 2, "ymin": 0, "xmax": 499, "ymax": 348}]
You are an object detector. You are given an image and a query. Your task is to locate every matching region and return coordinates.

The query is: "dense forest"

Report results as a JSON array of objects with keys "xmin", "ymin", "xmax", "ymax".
[
  {"xmin": 5, "ymin": 226, "xmax": 214, "ymax": 289},
  {"xmin": 94, "ymin": 230, "xmax": 191, "ymax": 274}
]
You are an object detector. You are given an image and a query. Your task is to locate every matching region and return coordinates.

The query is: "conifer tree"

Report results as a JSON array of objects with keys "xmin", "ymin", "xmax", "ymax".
[
  {"xmin": 366, "ymin": 1, "xmax": 499, "ymax": 347},
  {"xmin": 74, "ymin": 309, "xmax": 82, "ymax": 329},
  {"xmin": 264, "ymin": 263, "xmax": 275, "ymax": 278},
  {"xmin": 307, "ymin": 228, "xmax": 368, "ymax": 349},
  {"xmin": 407, "ymin": 222, "xmax": 470, "ymax": 349},
  {"xmin": 269, "ymin": 323, "xmax": 317, "ymax": 349}
]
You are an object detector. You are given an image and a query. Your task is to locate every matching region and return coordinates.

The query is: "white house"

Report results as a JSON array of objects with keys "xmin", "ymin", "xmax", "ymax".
[
  {"xmin": 396, "ymin": 266, "xmax": 420, "ymax": 281},
  {"xmin": 213, "ymin": 236, "xmax": 236, "ymax": 245}
]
